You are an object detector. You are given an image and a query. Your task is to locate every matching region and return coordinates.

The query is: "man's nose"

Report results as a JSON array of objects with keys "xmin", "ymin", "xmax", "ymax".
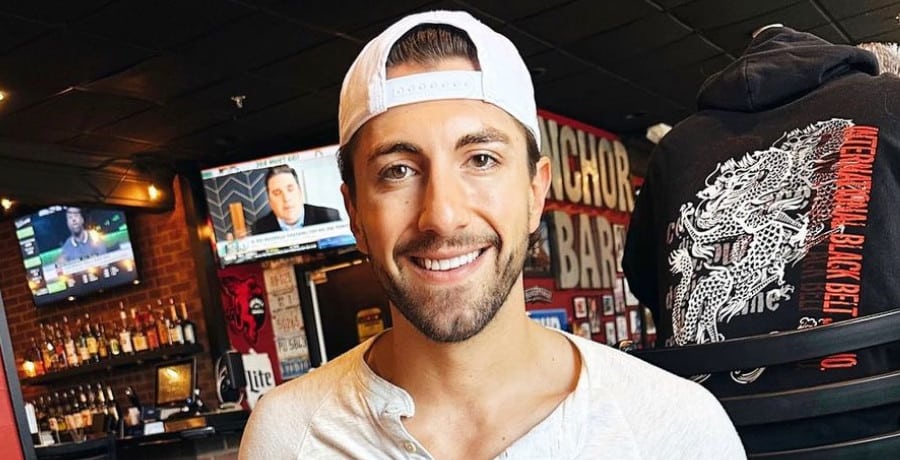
[{"xmin": 418, "ymin": 171, "xmax": 470, "ymax": 235}]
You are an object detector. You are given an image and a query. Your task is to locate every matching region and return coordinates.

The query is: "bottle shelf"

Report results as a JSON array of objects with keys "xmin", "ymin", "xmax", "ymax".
[{"xmin": 23, "ymin": 343, "xmax": 203, "ymax": 386}]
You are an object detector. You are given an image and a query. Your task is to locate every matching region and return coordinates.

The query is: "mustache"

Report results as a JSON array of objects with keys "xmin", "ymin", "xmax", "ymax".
[{"xmin": 395, "ymin": 232, "xmax": 500, "ymax": 256}]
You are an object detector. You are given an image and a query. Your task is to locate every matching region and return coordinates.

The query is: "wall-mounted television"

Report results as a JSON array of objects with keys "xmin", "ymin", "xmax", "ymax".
[
  {"xmin": 14, "ymin": 205, "xmax": 140, "ymax": 307},
  {"xmin": 201, "ymin": 144, "xmax": 356, "ymax": 266}
]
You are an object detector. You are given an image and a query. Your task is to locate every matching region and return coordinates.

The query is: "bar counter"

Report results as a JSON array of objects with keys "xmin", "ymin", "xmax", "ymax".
[{"xmin": 34, "ymin": 408, "xmax": 248, "ymax": 460}]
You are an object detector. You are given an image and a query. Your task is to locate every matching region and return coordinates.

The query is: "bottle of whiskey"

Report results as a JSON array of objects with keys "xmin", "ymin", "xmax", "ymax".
[
  {"xmin": 75, "ymin": 318, "xmax": 90, "ymax": 365},
  {"xmin": 118, "ymin": 304, "xmax": 134, "ymax": 355},
  {"xmin": 52, "ymin": 323, "xmax": 68, "ymax": 371},
  {"xmin": 130, "ymin": 308, "xmax": 148, "ymax": 353},
  {"xmin": 63, "ymin": 316, "xmax": 79, "ymax": 367},
  {"xmin": 144, "ymin": 305, "xmax": 160, "ymax": 350},
  {"xmin": 168, "ymin": 299, "xmax": 184, "ymax": 345},
  {"xmin": 180, "ymin": 302, "xmax": 197, "ymax": 345},
  {"xmin": 155, "ymin": 300, "xmax": 170, "ymax": 346},
  {"xmin": 96, "ymin": 322, "xmax": 109, "ymax": 360},
  {"xmin": 107, "ymin": 322, "xmax": 121, "ymax": 356},
  {"xmin": 84, "ymin": 314, "xmax": 99, "ymax": 363}
]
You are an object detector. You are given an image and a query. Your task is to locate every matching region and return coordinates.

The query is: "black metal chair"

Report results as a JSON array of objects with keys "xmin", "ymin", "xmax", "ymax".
[{"xmin": 630, "ymin": 309, "xmax": 900, "ymax": 459}]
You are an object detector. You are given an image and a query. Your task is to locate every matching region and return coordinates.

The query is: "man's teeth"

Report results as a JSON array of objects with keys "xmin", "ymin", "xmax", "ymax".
[{"xmin": 421, "ymin": 250, "xmax": 480, "ymax": 271}]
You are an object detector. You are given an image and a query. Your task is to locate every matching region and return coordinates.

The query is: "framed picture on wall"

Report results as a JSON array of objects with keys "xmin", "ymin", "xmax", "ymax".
[
  {"xmin": 604, "ymin": 320, "xmax": 617, "ymax": 346},
  {"xmin": 524, "ymin": 214, "xmax": 554, "ymax": 278},
  {"xmin": 612, "ymin": 224, "xmax": 626, "ymax": 274},
  {"xmin": 616, "ymin": 315, "xmax": 629, "ymax": 342},
  {"xmin": 573, "ymin": 296, "xmax": 588, "ymax": 319},
  {"xmin": 588, "ymin": 297, "xmax": 601, "ymax": 333},
  {"xmin": 602, "ymin": 294, "xmax": 614, "ymax": 316},
  {"xmin": 575, "ymin": 320, "xmax": 592, "ymax": 340},
  {"xmin": 613, "ymin": 276, "xmax": 626, "ymax": 313}
]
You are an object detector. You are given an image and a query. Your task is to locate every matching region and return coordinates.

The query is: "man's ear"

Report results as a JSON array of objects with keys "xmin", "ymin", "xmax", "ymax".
[
  {"xmin": 341, "ymin": 183, "xmax": 368, "ymax": 254},
  {"xmin": 528, "ymin": 156, "xmax": 552, "ymax": 233}
]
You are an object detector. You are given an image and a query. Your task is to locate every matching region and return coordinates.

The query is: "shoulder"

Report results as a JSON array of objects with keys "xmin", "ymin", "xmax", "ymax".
[
  {"xmin": 304, "ymin": 204, "xmax": 340, "ymax": 218},
  {"xmin": 252, "ymin": 212, "xmax": 278, "ymax": 234},
  {"xmin": 564, "ymin": 333, "xmax": 746, "ymax": 458},
  {"xmin": 239, "ymin": 346, "xmax": 365, "ymax": 459}
]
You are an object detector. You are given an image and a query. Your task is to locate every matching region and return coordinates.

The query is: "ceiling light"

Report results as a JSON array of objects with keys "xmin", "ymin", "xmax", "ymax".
[
  {"xmin": 0, "ymin": 91, "xmax": 5, "ymax": 101},
  {"xmin": 0, "ymin": 198, "xmax": 12, "ymax": 210},
  {"xmin": 148, "ymin": 184, "xmax": 160, "ymax": 200}
]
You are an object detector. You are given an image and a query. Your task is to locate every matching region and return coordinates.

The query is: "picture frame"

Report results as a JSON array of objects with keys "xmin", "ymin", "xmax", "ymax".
[
  {"xmin": 575, "ymin": 320, "xmax": 592, "ymax": 340},
  {"xmin": 588, "ymin": 297, "xmax": 602, "ymax": 333},
  {"xmin": 612, "ymin": 224, "xmax": 626, "ymax": 274},
  {"xmin": 601, "ymin": 294, "xmax": 614, "ymax": 316},
  {"xmin": 613, "ymin": 276, "xmax": 626, "ymax": 314},
  {"xmin": 573, "ymin": 296, "xmax": 588, "ymax": 319},
  {"xmin": 524, "ymin": 214, "xmax": 555, "ymax": 278},
  {"xmin": 616, "ymin": 315, "xmax": 629, "ymax": 342},
  {"xmin": 604, "ymin": 320, "xmax": 617, "ymax": 346}
]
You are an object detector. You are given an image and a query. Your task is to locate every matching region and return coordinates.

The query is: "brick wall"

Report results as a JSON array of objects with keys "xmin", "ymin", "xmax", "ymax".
[{"xmin": 0, "ymin": 178, "xmax": 217, "ymax": 410}]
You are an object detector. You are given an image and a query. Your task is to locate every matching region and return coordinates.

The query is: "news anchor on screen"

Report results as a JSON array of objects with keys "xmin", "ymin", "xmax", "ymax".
[
  {"xmin": 57, "ymin": 207, "xmax": 107, "ymax": 263},
  {"xmin": 251, "ymin": 165, "xmax": 340, "ymax": 234}
]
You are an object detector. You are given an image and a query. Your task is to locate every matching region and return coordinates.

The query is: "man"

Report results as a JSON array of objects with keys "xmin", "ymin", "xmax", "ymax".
[
  {"xmin": 251, "ymin": 164, "xmax": 341, "ymax": 234},
  {"xmin": 240, "ymin": 10, "xmax": 744, "ymax": 459},
  {"xmin": 57, "ymin": 207, "xmax": 106, "ymax": 263},
  {"xmin": 623, "ymin": 25, "xmax": 900, "ymax": 451}
]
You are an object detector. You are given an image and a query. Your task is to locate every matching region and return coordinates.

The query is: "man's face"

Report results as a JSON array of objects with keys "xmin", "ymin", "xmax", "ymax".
[
  {"xmin": 66, "ymin": 208, "xmax": 84, "ymax": 234},
  {"xmin": 267, "ymin": 172, "xmax": 304, "ymax": 225},
  {"xmin": 342, "ymin": 58, "xmax": 550, "ymax": 343}
]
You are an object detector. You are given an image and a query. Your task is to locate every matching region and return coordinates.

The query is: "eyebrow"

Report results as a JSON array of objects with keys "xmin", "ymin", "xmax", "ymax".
[
  {"xmin": 367, "ymin": 127, "xmax": 511, "ymax": 165},
  {"xmin": 455, "ymin": 127, "xmax": 510, "ymax": 150}
]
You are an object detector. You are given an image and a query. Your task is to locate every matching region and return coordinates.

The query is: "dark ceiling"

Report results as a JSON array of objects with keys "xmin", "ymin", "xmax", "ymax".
[{"xmin": 1, "ymin": 0, "xmax": 898, "ymax": 210}]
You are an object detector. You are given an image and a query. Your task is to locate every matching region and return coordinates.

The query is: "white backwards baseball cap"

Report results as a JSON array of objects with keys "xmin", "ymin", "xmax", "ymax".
[{"xmin": 338, "ymin": 10, "xmax": 540, "ymax": 147}]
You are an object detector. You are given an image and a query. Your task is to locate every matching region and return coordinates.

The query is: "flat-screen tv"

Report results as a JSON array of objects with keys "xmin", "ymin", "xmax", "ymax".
[
  {"xmin": 14, "ymin": 205, "xmax": 139, "ymax": 306},
  {"xmin": 201, "ymin": 144, "xmax": 356, "ymax": 266}
]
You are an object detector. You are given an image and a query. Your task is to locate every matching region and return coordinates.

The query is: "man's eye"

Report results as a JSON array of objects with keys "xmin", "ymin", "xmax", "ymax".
[
  {"xmin": 470, "ymin": 154, "xmax": 498, "ymax": 169},
  {"xmin": 380, "ymin": 164, "xmax": 415, "ymax": 180}
]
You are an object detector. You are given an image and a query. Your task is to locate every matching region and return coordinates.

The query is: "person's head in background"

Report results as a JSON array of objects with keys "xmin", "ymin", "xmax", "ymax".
[
  {"xmin": 336, "ymin": 11, "xmax": 550, "ymax": 343},
  {"xmin": 65, "ymin": 207, "xmax": 85, "ymax": 237},
  {"xmin": 264, "ymin": 165, "xmax": 304, "ymax": 225},
  {"xmin": 858, "ymin": 42, "xmax": 900, "ymax": 75}
]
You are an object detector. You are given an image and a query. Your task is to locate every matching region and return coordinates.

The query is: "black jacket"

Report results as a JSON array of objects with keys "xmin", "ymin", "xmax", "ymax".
[
  {"xmin": 624, "ymin": 27, "xmax": 900, "ymax": 449},
  {"xmin": 251, "ymin": 204, "xmax": 341, "ymax": 234}
]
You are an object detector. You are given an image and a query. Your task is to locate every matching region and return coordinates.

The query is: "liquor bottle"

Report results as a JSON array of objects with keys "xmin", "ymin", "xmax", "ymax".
[
  {"xmin": 118, "ymin": 305, "xmax": 134, "ymax": 355},
  {"xmin": 144, "ymin": 305, "xmax": 160, "ymax": 350},
  {"xmin": 29, "ymin": 337, "xmax": 46, "ymax": 377},
  {"xmin": 63, "ymin": 316, "xmax": 79, "ymax": 367},
  {"xmin": 84, "ymin": 314, "xmax": 99, "ymax": 363},
  {"xmin": 107, "ymin": 323, "xmax": 121, "ymax": 356},
  {"xmin": 75, "ymin": 318, "xmax": 90, "ymax": 365},
  {"xmin": 168, "ymin": 300, "xmax": 184, "ymax": 345},
  {"xmin": 155, "ymin": 300, "xmax": 170, "ymax": 346},
  {"xmin": 130, "ymin": 308, "xmax": 148, "ymax": 352},
  {"xmin": 96, "ymin": 323, "xmax": 109, "ymax": 360},
  {"xmin": 53, "ymin": 324, "xmax": 69, "ymax": 370},
  {"xmin": 180, "ymin": 301, "xmax": 197, "ymax": 345},
  {"xmin": 105, "ymin": 385, "xmax": 120, "ymax": 429},
  {"xmin": 123, "ymin": 386, "xmax": 143, "ymax": 436},
  {"xmin": 38, "ymin": 324, "xmax": 54, "ymax": 373}
]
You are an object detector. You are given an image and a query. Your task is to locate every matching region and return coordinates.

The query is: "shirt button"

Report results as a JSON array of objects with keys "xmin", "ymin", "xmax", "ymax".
[{"xmin": 402, "ymin": 441, "xmax": 417, "ymax": 453}]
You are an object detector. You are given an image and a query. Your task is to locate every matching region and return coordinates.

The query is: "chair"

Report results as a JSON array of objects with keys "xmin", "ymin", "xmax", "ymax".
[{"xmin": 630, "ymin": 308, "xmax": 900, "ymax": 459}]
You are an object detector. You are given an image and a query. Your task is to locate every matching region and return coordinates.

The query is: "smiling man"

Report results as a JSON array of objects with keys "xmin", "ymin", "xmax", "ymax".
[{"xmin": 239, "ymin": 10, "xmax": 745, "ymax": 460}]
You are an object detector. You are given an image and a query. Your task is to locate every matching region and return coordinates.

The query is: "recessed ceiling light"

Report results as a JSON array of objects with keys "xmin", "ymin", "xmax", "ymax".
[{"xmin": 0, "ymin": 91, "xmax": 6, "ymax": 101}]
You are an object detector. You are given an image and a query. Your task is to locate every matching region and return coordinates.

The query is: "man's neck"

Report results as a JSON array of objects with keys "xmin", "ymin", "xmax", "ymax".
[
  {"xmin": 367, "ymin": 285, "xmax": 577, "ymax": 405},
  {"xmin": 365, "ymin": 283, "xmax": 580, "ymax": 459}
]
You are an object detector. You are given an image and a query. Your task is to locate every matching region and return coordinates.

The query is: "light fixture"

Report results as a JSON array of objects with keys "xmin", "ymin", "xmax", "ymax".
[
  {"xmin": 0, "ymin": 198, "xmax": 12, "ymax": 210},
  {"xmin": 148, "ymin": 184, "xmax": 160, "ymax": 201},
  {"xmin": 0, "ymin": 91, "xmax": 6, "ymax": 101}
]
